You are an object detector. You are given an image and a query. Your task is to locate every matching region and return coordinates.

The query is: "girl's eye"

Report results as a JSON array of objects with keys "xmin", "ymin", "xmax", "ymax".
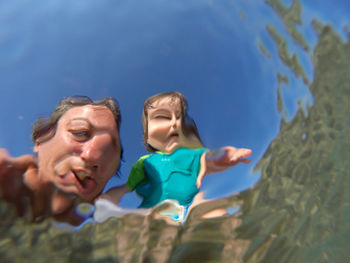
[{"xmin": 155, "ymin": 115, "xmax": 171, "ymax": 120}]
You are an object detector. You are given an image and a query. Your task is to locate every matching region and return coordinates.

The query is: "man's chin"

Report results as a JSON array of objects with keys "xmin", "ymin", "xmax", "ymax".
[{"xmin": 51, "ymin": 190, "xmax": 76, "ymax": 215}]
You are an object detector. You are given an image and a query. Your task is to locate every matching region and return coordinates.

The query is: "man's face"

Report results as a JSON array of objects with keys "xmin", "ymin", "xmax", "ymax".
[{"xmin": 34, "ymin": 105, "xmax": 121, "ymax": 202}]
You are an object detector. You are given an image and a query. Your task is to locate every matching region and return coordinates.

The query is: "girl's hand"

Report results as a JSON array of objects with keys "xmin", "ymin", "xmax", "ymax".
[
  {"xmin": 196, "ymin": 146, "xmax": 252, "ymax": 188},
  {"xmin": 206, "ymin": 147, "xmax": 252, "ymax": 172}
]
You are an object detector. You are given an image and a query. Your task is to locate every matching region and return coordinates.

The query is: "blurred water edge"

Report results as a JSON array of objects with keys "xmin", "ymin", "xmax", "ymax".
[
  {"xmin": 1, "ymin": 0, "xmax": 349, "ymax": 262},
  {"xmin": 237, "ymin": 20, "xmax": 350, "ymax": 263}
]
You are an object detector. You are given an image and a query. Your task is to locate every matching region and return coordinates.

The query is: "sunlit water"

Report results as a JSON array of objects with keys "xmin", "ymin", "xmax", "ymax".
[{"xmin": 1, "ymin": 0, "xmax": 349, "ymax": 262}]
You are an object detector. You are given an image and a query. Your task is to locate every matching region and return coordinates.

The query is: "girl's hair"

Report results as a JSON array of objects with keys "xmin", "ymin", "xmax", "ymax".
[{"xmin": 142, "ymin": 91, "xmax": 203, "ymax": 152}]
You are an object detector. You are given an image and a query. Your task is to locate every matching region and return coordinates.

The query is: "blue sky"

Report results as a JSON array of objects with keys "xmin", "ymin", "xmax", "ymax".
[{"xmin": 0, "ymin": 0, "xmax": 348, "ymax": 208}]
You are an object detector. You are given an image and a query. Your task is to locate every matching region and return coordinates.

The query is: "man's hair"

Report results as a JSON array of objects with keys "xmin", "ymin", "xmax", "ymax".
[
  {"xmin": 31, "ymin": 95, "xmax": 123, "ymax": 158},
  {"xmin": 142, "ymin": 91, "xmax": 203, "ymax": 152}
]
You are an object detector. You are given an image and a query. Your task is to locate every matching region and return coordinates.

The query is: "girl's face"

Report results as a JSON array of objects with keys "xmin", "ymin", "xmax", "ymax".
[{"xmin": 146, "ymin": 97, "xmax": 187, "ymax": 153}]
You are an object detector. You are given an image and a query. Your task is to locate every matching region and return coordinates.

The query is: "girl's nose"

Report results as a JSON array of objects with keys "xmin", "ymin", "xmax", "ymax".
[{"xmin": 171, "ymin": 115, "xmax": 178, "ymax": 128}]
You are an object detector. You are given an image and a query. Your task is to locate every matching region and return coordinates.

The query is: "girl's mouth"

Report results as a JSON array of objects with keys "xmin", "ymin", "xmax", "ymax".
[{"xmin": 169, "ymin": 132, "xmax": 179, "ymax": 139}]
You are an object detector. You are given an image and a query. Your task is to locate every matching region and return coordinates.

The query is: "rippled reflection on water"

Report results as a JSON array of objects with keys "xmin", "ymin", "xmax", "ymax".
[{"xmin": 1, "ymin": 0, "xmax": 350, "ymax": 262}]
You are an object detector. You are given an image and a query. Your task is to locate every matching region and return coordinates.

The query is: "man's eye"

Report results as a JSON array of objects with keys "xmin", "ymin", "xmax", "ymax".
[{"xmin": 71, "ymin": 130, "xmax": 89, "ymax": 139}]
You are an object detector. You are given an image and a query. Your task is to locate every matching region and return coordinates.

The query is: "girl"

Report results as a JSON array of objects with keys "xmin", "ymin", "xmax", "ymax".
[{"xmin": 101, "ymin": 92, "xmax": 252, "ymax": 209}]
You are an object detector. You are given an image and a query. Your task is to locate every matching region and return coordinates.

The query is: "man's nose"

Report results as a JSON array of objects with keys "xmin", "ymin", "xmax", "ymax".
[{"xmin": 80, "ymin": 140, "xmax": 102, "ymax": 169}]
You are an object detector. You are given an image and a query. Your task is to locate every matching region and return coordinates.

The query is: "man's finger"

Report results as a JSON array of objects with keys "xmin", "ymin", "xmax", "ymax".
[{"xmin": 12, "ymin": 155, "xmax": 37, "ymax": 170}]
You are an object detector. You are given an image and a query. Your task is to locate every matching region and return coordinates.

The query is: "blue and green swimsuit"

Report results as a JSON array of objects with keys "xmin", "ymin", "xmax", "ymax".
[{"xmin": 126, "ymin": 147, "xmax": 207, "ymax": 208}]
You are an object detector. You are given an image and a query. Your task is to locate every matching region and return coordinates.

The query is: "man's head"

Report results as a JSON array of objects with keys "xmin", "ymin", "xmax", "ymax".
[
  {"xmin": 32, "ymin": 96, "xmax": 123, "ymax": 204},
  {"xmin": 32, "ymin": 96, "xmax": 121, "ymax": 144}
]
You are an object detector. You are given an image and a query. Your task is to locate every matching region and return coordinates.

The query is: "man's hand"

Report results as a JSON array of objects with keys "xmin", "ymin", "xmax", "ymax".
[{"xmin": 0, "ymin": 149, "xmax": 37, "ymax": 215}]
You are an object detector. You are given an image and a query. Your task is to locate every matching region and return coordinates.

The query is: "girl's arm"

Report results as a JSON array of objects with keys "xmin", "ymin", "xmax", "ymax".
[
  {"xmin": 97, "ymin": 184, "xmax": 131, "ymax": 204},
  {"xmin": 196, "ymin": 146, "xmax": 252, "ymax": 188},
  {"xmin": 97, "ymin": 155, "xmax": 148, "ymax": 204}
]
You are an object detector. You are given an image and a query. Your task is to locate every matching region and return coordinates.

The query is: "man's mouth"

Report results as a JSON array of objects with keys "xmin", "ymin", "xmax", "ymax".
[{"xmin": 72, "ymin": 169, "xmax": 95, "ymax": 190}]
